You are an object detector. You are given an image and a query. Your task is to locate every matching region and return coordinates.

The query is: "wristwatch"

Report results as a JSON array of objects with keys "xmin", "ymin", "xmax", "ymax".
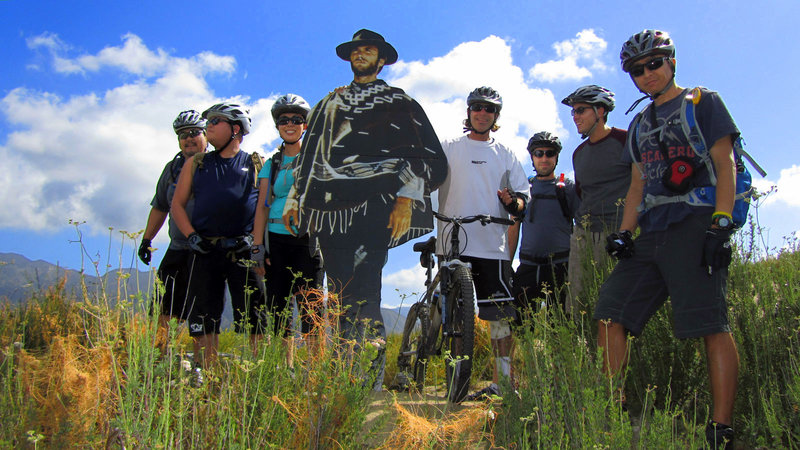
[{"xmin": 712, "ymin": 215, "xmax": 734, "ymax": 230}]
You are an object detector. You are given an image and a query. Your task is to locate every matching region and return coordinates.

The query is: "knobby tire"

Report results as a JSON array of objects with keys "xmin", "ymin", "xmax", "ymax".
[
  {"xmin": 396, "ymin": 302, "xmax": 430, "ymax": 391},
  {"xmin": 445, "ymin": 265, "xmax": 475, "ymax": 403}
]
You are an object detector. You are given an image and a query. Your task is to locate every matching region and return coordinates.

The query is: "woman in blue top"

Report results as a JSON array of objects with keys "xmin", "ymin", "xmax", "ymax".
[{"xmin": 252, "ymin": 94, "xmax": 323, "ymax": 362}]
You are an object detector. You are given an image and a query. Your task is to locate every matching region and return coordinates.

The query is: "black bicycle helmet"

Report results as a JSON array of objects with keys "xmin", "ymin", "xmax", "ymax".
[
  {"xmin": 620, "ymin": 29, "xmax": 675, "ymax": 73},
  {"xmin": 527, "ymin": 131, "xmax": 562, "ymax": 152},
  {"xmin": 561, "ymin": 85, "xmax": 615, "ymax": 111}
]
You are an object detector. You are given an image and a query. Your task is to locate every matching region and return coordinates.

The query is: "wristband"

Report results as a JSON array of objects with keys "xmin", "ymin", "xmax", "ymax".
[{"xmin": 711, "ymin": 211, "xmax": 732, "ymax": 220}]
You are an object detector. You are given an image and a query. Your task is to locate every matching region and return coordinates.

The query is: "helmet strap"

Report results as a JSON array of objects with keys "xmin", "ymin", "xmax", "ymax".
[{"xmin": 581, "ymin": 107, "xmax": 600, "ymax": 140}]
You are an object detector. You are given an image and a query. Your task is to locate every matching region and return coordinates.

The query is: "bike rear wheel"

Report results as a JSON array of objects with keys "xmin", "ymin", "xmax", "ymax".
[
  {"xmin": 444, "ymin": 265, "xmax": 475, "ymax": 403},
  {"xmin": 395, "ymin": 302, "xmax": 430, "ymax": 391}
]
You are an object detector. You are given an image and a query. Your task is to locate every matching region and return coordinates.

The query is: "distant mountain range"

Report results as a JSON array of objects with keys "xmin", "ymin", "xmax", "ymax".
[{"xmin": 0, "ymin": 252, "xmax": 408, "ymax": 334}]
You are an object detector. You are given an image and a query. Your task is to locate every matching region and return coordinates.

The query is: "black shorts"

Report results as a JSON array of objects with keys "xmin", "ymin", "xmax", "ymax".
[
  {"xmin": 154, "ymin": 248, "xmax": 193, "ymax": 319},
  {"xmin": 512, "ymin": 260, "xmax": 568, "ymax": 324},
  {"xmin": 460, "ymin": 256, "xmax": 515, "ymax": 321},
  {"xmin": 186, "ymin": 251, "xmax": 268, "ymax": 336},
  {"xmin": 594, "ymin": 213, "xmax": 731, "ymax": 338},
  {"xmin": 265, "ymin": 232, "xmax": 324, "ymax": 336}
]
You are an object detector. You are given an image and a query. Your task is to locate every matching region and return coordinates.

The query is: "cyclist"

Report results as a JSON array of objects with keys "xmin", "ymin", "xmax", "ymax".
[
  {"xmin": 282, "ymin": 29, "xmax": 447, "ymax": 390},
  {"xmin": 509, "ymin": 132, "xmax": 579, "ymax": 323},
  {"xmin": 171, "ymin": 102, "xmax": 267, "ymax": 367},
  {"xmin": 138, "ymin": 110, "xmax": 207, "ymax": 349},
  {"xmin": 561, "ymin": 85, "xmax": 630, "ymax": 312},
  {"xmin": 437, "ymin": 86, "xmax": 529, "ymax": 400},
  {"xmin": 596, "ymin": 29, "xmax": 739, "ymax": 449},
  {"xmin": 252, "ymin": 94, "xmax": 323, "ymax": 366}
]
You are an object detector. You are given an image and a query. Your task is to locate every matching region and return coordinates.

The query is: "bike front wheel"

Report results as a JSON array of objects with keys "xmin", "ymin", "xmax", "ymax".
[
  {"xmin": 444, "ymin": 265, "xmax": 475, "ymax": 403},
  {"xmin": 395, "ymin": 301, "xmax": 430, "ymax": 391}
]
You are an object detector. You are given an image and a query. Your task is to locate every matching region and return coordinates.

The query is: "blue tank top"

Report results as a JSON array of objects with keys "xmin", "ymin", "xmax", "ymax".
[{"xmin": 191, "ymin": 150, "xmax": 258, "ymax": 237}]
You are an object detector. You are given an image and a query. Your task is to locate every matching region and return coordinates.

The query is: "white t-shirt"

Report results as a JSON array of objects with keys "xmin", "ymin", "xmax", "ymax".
[{"xmin": 436, "ymin": 135, "xmax": 529, "ymax": 260}]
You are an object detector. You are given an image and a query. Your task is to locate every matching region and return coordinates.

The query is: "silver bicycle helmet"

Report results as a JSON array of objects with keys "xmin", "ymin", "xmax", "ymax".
[
  {"xmin": 173, "ymin": 110, "xmax": 206, "ymax": 134},
  {"xmin": 467, "ymin": 86, "xmax": 503, "ymax": 111},
  {"xmin": 270, "ymin": 94, "xmax": 311, "ymax": 124},
  {"xmin": 620, "ymin": 29, "xmax": 675, "ymax": 73},
  {"xmin": 202, "ymin": 102, "xmax": 252, "ymax": 136},
  {"xmin": 561, "ymin": 85, "xmax": 615, "ymax": 111},
  {"xmin": 527, "ymin": 131, "xmax": 562, "ymax": 152}
]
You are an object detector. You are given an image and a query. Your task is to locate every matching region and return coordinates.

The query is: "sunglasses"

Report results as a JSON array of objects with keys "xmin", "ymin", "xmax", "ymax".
[
  {"xmin": 277, "ymin": 116, "xmax": 306, "ymax": 126},
  {"xmin": 531, "ymin": 149, "xmax": 558, "ymax": 158},
  {"xmin": 630, "ymin": 57, "xmax": 667, "ymax": 77},
  {"xmin": 469, "ymin": 103, "xmax": 498, "ymax": 114},
  {"xmin": 570, "ymin": 106, "xmax": 593, "ymax": 116},
  {"xmin": 178, "ymin": 129, "xmax": 204, "ymax": 140},
  {"xmin": 207, "ymin": 117, "xmax": 228, "ymax": 126}
]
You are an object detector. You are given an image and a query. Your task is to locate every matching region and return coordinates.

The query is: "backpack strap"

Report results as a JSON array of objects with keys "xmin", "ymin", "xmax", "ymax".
[
  {"xmin": 680, "ymin": 87, "xmax": 716, "ymax": 184},
  {"xmin": 264, "ymin": 151, "xmax": 284, "ymax": 208},
  {"xmin": 554, "ymin": 178, "xmax": 573, "ymax": 228}
]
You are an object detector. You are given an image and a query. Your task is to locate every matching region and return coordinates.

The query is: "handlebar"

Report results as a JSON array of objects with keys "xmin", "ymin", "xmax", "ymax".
[{"xmin": 433, "ymin": 211, "xmax": 515, "ymax": 227}]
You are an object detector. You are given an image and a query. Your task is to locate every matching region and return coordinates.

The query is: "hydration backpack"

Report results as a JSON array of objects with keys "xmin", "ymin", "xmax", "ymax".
[
  {"xmin": 628, "ymin": 87, "xmax": 767, "ymax": 228},
  {"xmin": 528, "ymin": 173, "xmax": 573, "ymax": 230}
]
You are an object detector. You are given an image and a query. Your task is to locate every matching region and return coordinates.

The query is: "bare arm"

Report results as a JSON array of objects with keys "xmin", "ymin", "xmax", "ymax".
[
  {"xmin": 507, "ymin": 220, "xmax": 521, "ymax": 260},
  {"xmin": 171, "ymin": 155, "xmax": 196, "ymax": 238},
  {"xmin": 252, "ymin": 178, "xmax": 271, "ymax": 275},
  {"xmin": 143, "ymin": 207, "xmax": 168, "ymax": 241},
  {"xmin": 708, "ymin": 135, "xmax": 735, "ymax": 217},
  {"xmin": 618, "ymin": 164, "xmax": 644, "ymax": 233}
]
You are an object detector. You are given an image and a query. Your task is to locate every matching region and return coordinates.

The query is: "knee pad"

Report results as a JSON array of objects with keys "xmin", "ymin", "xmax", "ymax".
[{"xmin": 489, "ymin": 320, "xmax": 511, "ymax": 340}]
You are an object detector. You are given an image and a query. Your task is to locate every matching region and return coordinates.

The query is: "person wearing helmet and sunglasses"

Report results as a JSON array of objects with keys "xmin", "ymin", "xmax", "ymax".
[
  {"xmin": 561, "ymin": 85, "xmax": 631, "ymax": 313},
  {"xmin": 595, "ymin": 30, "xmax": 739, "ymax": 449},
  {"xmin": 509, "ymin": 132, "xmax": 579, "ymax": 325},
  {"xmin": 438, "ymin": 86, "xmax": 529, "ymax": 401},
  {"xmin": 251, "ymin": 94, "xmax": 323, "ymax": 366},
  {"xmin": 172, "ymin": 102, "xmax": 267, "ymax": 368},
  {"xmin": 138, "ymin": 110, "xmax": 208, "ymax": 350},
  {"xmin": 282, "ymin": 29, "xmax": 447, "ymax": 390}
]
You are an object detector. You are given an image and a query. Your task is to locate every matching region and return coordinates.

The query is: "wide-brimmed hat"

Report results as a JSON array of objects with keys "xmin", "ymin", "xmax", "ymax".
[{"xmin": 335, "ymin": 29, "xmax": 398, "ymax": 65}]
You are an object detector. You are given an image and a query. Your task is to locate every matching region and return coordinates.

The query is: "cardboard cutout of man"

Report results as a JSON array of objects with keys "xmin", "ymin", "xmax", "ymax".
[{"xmin": 283, "ymin": 29, "xmax": 448, "ymax": 389}]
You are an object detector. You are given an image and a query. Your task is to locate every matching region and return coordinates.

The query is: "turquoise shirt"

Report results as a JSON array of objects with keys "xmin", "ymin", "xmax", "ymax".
[{"xmin": 257, "ymin": 153, "xmax": 298, "ymax": 235}]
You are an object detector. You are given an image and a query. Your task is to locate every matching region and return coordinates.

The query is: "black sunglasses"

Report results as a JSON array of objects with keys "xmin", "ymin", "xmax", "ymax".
[
  {"xmin": 277, "ymin": 116, "xmax": 306, "ymax": 126},
  {"xmin": 570, "ymin": 106, "xmax": 593, "ymax": 116},
  {"xmin": 178, "ymin": 129, "xmax": 204, "ymax": 140},
  {"xmin": 469, "ymin": 103, "xmax": 498, "ymax": 114},
  {"xmin": 531, "ymin": 149, "xmax": 558, "ymax": 158},
  {"xmin": 630, "ymin": 57, "xmax": 667, "ymax": 77}
]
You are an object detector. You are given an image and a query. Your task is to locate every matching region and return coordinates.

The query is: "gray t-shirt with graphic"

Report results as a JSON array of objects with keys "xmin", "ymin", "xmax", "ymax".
[{"xmin": 622, "ymin": 88, "xmax": 739, "ymax": 232}]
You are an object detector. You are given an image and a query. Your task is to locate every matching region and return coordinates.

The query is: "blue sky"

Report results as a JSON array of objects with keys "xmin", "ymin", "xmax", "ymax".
[{"xmin": 1, "ymin": 0, "xmax": 799, "ymax": 307}]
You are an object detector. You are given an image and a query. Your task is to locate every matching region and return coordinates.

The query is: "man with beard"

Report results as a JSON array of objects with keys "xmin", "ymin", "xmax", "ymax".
[
  {"xmin": 282, "ymin": 29, "xmax": 447, "ymax": 390},
  {"xmin": 510, "ymin": 131, "xmax": 579, "ymax": 323},
  {"xmin": 138, "ymin": 110, "xmax": 208, "ymax": 350}
]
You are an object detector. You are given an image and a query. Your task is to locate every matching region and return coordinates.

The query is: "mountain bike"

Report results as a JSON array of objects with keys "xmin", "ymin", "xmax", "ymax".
[{"xmin": 395, "ymin": 211, "xmax": 514, "ymax": 403}]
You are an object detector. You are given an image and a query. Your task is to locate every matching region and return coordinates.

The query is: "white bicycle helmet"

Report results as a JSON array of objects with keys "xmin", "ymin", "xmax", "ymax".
[
  {"xmin": 202, "ymin": 102, "xmax": 252, "ymax": 136},
  {"xmin": 173, "ymin": 110, "xmax": 206, "ymax": 134},
  {"xmin": 270, "ymin": 94, "xmax": 311, "ymax": 124}
]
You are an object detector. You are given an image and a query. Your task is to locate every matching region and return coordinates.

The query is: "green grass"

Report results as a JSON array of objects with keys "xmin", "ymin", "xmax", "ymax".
[{"xmin": 0, "ymin": 219, "xmax": 798, "ymax": 447}]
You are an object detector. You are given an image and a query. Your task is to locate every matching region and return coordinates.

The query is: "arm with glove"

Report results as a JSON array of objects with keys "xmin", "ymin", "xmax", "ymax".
[{"xmin": 703, "ymin": 135, "xmax": 736, "ymax": 275}]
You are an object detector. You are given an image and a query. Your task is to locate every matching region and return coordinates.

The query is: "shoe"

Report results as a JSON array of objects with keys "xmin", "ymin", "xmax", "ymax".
[
  {"xmin": 464, "ymin": 383, "xmax": 501, "ymax": 401},
  {"xmin": 705, "ymin": 421, "xmax": 734, "ymax": 450}
]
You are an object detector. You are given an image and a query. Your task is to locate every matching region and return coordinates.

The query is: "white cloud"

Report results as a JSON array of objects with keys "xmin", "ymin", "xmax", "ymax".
[
  {"xmin": 0, "ymin": 33, "xmax": 280, "ymax": 242},
  {"xmin": 755, "ymin": 164, "xmax": 800, "ymax": 207},
  {"xmin": 386, "ymin": 35, "xmax": 565, "ymax": 165},
  {"xmin": 382, "ymin": 264, "xmax": 427, "ymax": 301},
  {"xmin": 529, "ymin": 29, "xmax": 609, "ymax": 83}
]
